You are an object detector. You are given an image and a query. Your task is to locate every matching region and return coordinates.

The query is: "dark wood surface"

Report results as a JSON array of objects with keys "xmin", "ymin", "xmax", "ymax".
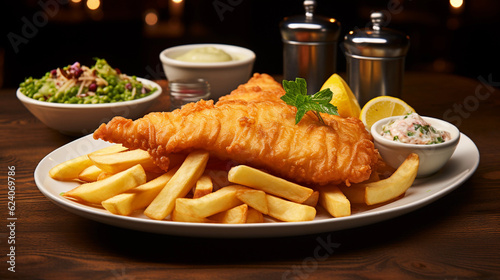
[{"xmin": 1, "ymin": 72, "xmax": 499, "ymax": 279}]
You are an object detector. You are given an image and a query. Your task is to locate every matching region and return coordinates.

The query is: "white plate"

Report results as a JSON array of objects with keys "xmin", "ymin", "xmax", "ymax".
[{"xmin": 34, "ymin": 133, "xmax": 479, "ymax": 238}]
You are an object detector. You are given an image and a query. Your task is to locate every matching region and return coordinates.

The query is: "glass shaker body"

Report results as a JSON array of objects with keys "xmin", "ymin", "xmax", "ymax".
[{"xmin": 169, "ymin": 79, "xmax": 210, "ymax": 110}]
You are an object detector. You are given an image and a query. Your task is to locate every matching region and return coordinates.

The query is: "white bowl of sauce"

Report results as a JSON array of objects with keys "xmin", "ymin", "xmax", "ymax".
[
  {"xmin": 371, "ymin": 113, "xmax": 460, "ymax": 177},
  {"xmin": 160, "ymin": 44, "xmax": 256, "ymax": 101}
]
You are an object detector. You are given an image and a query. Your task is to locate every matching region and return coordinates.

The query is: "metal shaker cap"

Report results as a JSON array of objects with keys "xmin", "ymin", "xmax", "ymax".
[
  {"xmin": 280, "ymin": 0, "xmax": 340, "ymax": 43},
  {"xmin": 344, "ymin": 12, "xmax": 410, "ymax": 57}
]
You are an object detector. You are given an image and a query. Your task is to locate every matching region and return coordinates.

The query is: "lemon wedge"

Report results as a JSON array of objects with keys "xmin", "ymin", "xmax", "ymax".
[
  {"xmin": 320, "ymin": 74, "xmax": 361, "ymax": 118},
  {"xmin": 359, "ymin": 96, "xmax": 415, "ymax": 129}
]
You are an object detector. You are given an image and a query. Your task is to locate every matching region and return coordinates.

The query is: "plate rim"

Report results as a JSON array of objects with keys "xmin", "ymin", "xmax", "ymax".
[{"xmin": 34, "ymin": 133, "xmax": 480, "ymax": 238}]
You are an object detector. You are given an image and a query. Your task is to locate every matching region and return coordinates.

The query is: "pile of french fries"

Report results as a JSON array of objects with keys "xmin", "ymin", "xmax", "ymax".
[{"xmin": 49, "ymin": 144, "xmax": 419, "ymax": 224}]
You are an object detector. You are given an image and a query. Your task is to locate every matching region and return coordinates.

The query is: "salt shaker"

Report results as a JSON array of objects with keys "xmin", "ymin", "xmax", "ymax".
[
  {"xmin": 169, "ymin": 79, "xmax": 210, "ymax": 110},
  {"xmin": 343, "ymin": 11, "xmax": 410, "ymax": 106},
  {"xmin": 280, "ymin": 0, "xmax": 341, "ymax": 94}
]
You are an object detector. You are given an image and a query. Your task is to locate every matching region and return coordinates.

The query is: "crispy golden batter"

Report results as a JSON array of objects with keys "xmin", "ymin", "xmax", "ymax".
[
  {"xmin": 93, "ymin": 73, "xmax": 378, "ymax": 185},
  {"xmin": 219, "ymin": 73, "xmax": 285, "ymax": 102}
]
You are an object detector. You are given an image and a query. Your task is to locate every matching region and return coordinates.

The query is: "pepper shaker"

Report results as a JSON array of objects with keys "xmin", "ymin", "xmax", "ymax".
[
  {"xmin": 343, "ymin": 11, "xmax": 410, "ymax": 106},
  {"xmin": 280, "ymin": 0, "xmax": 341, "ymax": 94}
]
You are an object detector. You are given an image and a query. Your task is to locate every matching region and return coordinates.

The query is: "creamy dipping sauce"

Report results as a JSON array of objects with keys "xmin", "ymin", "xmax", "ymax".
[
  {"xmin": 175, "ymin": 47, "xmax": 233, "ymax": 63},
  {"xmin": 381, "ymin": 113, "xmax": 451, "ymax": 144}
]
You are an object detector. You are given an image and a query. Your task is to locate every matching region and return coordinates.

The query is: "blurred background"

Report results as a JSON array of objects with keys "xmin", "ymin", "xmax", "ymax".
[{"xmin": 1, "ymin": 0, "xmax": 499, "ymax": 88}]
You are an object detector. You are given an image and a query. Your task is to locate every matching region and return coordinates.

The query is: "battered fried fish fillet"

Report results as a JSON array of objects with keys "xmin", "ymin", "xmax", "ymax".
[
  {"xmin": 219, "ymin": 73, "xmax": 285, "ymax": 102},
  {"xmin": 93, "ymin": 74, "xmax": 378, "ymax": 185}
]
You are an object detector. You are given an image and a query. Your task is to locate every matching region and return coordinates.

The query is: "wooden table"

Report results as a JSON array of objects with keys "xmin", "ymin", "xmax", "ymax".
[{"xmin": 1, "ymin": 72, "xmax": 499, "ymax": 279}]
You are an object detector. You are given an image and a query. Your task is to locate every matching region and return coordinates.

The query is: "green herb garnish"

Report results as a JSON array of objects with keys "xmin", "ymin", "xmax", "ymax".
[
  {"xmin": 414, "ymin": 124, "xmax": 430, "ymax": 134},
  {"xmin": 428, "ymin": 137, "xmax": 444, "ymax": 145},
  {"xmin": 281, "ymin": 78, "xmax": 339, "ymax": 125}
]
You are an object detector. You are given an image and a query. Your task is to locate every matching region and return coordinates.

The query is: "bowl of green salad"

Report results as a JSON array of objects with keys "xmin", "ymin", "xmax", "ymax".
[{"xmin": 17, "ymin": 58, "xmax": 162, "ymax": 136}]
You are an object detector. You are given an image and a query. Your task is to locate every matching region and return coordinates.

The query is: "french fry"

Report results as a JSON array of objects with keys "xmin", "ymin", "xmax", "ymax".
[
  {"xmin": 266, "ymin": 194, "xmax": 316, "ymax": 222},
  {"xmin": 302, "ymin": 191, "xmax": 319, "ymax": 207},
  {"xmin": 77, "ymin": 165, "xmax": 102, "ymax": 182},
  {"xmin": 228, "ymin": 165, "xmax": 313, "ymax": 203},
  {"xmin": 364, "ymin": 153, "xmax": 419, "ymax": 205},
  {"xmin": 246, "ymin": 207, "xmax": 264, "ymax": 223},
  {"xmin": 236, "ymin": 188, "xmax": 269, "ymax": 215},
  {"xmin": 144, "ymin": 150, "xmax": 209, "ymax": 220},
  {"xmin": 174, "ymin": 185, "xmax": 244, "ymax": 218},
  {"xmin": 171, "ymin": 207, "xmax": 213, "ymax": 223},
  {"xmin": 340, "ymin": 154, "xmax": 419, "ymax": 206},
  {"xmin": 339, "ymin": 166, "xmax": 395, "ymax": 204},
  {"xmin": 97, "ymin": 171, "xmax": 113, "ymax": 181},
  {"xmin": 49, "ymin": 155, "xmax": 94, "ymax": 181},
  {"xmin": 211, "ymin": 204, "xmax": 248, "ymax": 224},
  {"xmin": 63, "ymin": 164, "xmax": 146, "ymax": 204},
  {"xmin": 88, "ymin": 144, "xmax": 128, "ymax": 156},
  {"xmin": 96, "ymin": 170, "xmax": 161, "ymax": 182},
  {"xmin": 193, "ymin": 175, "xmax": 213, "ymax": 198},
  {"xmin": 51, "ymin": 144, "xmax": 129, "ymax": 181},
  {"xmin": 319, "ymin": 185, "xmax": 351, "ymax": 217},
  {"xmin": 101, "ymin": 168, "xmax": 177, "ymax": 215},
  {"xmin": 89, "ymin": 149, "xmax": 163, "ymax": 174}
]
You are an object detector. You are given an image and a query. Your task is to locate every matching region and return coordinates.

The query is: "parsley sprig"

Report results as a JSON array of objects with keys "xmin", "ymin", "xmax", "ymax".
[{"xmin": 281, "ymin": 78, "xmax": 339, "ymax": 125}]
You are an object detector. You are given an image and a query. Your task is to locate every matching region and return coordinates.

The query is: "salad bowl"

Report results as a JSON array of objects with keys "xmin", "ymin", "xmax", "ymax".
[
  {"xmin": 17, "ymin": 78, "xmax": 161, "ymax": 136},
  {"xmin": 17, "ymin": 59, "xmax": 162, "ymax": 136}
]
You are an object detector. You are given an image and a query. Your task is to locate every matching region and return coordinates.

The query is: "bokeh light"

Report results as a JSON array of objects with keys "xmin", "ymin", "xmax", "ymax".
[
  {"xmin": 145, "ymin": 11, "xmax": 159, "ymax": 26},
  {"xmin": 450, "ymin": 0, "xmax": 463, "ymax": 9},
  {"xmin": 87, "ymin": 0, "xmax": 100, "ymax": 10}
]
